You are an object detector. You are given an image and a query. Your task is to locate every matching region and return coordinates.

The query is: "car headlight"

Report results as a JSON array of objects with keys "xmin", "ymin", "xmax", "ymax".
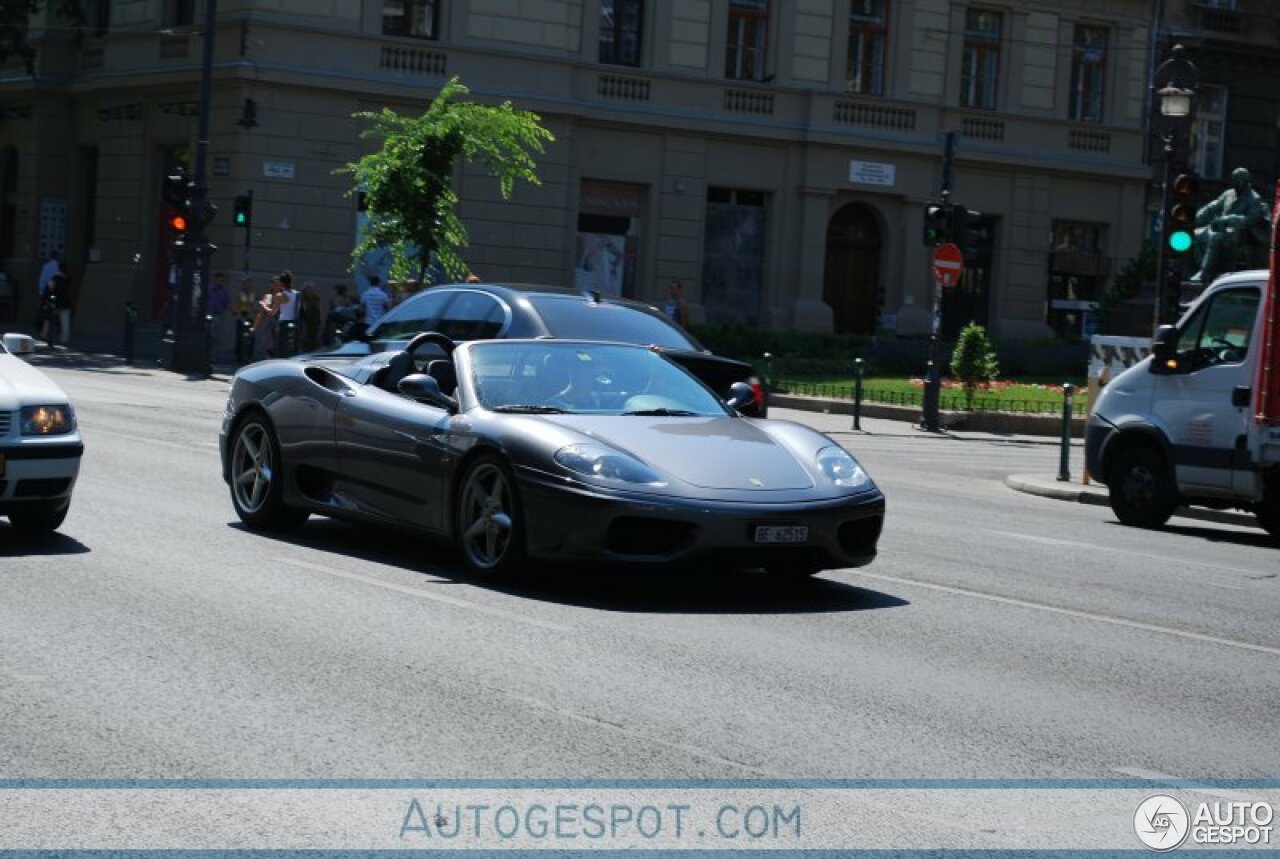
[
  {"xmin": 554, "ymin": 443, "xmax": 665, "ymax": 486},
  {"xmin": 816, "ymin": 445, "xmax": 869, "ymax": 488},
  {"xmin": 21, "ymin": 404, "xmax": 76, "ymax": 436}
]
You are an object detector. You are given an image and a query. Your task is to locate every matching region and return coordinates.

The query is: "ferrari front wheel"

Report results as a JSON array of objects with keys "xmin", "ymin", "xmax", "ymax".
[
  {"xmin": 229, "ymin": 412, "xmax": 308, "ymax": 532},
  {"xmin": 455, "ymin": 453, "xmax": 526, "ymax": 577}
]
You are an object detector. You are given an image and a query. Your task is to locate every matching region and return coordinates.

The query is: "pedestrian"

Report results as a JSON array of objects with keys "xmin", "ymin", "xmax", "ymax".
[
  {"xmin": 324, "ymin": 284, "xmax": 354, "ymax": 345},
  {"xmin": 235, "ymin": 276, "xmax": 256, "ymax": 320},
  {"xmin": 46, "ymin": 271, "xmax": 73, "ymax": 346},
  {"xmin": 273, "ymin": 270, "xmax": 298, "ymax": 355},
  {"xmin": 360, "ymin": 275, "xmax": 390, "ymax": 327},
  {"xmin": 663, "ymin": 279, "xmax": 688, "ymax": 325},
  {"xmin": 35, "ymin": 250, "xmax": 61, "ymax": 328},
  {"xmin": 207, "ymin": 271, "xmax": 233, "ymax": 359},
  {"xmin": 250, "ymin": 276, "xmax": 287, "ymax": 361},
  {"xmin": 298, "ymin": 280, "xmax": 323, "ymax": 353}
]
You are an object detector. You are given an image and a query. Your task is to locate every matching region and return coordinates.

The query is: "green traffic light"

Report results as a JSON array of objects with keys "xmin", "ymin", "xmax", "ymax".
[{"xmin": 1168, "ymin": 230, "xmax": 1193, "ymax": 253}]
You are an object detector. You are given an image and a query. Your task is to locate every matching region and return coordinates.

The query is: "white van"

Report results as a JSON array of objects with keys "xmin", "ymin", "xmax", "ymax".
[{"xmin": 1085, "ymin": 268, "xmax": 1280, "ymax": 541}]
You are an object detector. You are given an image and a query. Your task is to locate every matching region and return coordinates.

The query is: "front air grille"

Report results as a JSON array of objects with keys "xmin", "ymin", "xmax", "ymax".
[
  {"xmin": 606, "ymin": 517, "xmax": 695, "ymax": 556},
  {"xmin": 838, "ymin": 514, "xmax": 884, "ymax": 555},
  {"xmin": 0, "ymin": 411, "xmax": 12, "ymax": 435},
  {"xmin": 14, "ymin": 478, "xmax": 72, "ymax": 498}
]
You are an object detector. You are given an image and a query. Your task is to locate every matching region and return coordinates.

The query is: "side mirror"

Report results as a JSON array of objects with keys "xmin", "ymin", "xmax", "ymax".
[
  {"xmin": 725, "ymin": 381, "xmax": 755, "ymax": 411},
  {"xmin": 2, "ymin": 332, "xmax": 35, "ymax": 356},
  {"xmin": 398, "ymin": 373, "xmax": 457, "ymax": 413},
  {"xmin": 1149, "ymin": 324, "xmax": 1179, "ymax": 374}
]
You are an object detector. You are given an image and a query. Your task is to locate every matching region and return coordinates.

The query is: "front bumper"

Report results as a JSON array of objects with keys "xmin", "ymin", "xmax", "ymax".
[
  {"xmin": 0, "ymin": 438, "xmax": 83, "ymax": 513},
  {"xmin": 517, "ymin": 470, "xmax": 884, "ymax": 570},
  {"xmin": 1084, "ymin": 414, "xmax": 1116, "ymax": 486}
]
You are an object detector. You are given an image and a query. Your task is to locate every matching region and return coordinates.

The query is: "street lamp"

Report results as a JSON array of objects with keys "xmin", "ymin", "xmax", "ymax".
[{"xmin": 1151, "ymin": 44, "xmax": 1198, "ymax": 331}]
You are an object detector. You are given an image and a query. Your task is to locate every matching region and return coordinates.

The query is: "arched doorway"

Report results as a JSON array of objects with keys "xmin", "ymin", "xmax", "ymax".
[{"xmin": 823, "ymin": 203, "xmax": 882, "ymax": 335}]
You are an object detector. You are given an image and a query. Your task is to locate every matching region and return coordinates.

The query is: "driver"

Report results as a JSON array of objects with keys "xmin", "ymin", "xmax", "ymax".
[{"xmin": 542, "ymin": 350, "xmax": 600, "ymax": 409}]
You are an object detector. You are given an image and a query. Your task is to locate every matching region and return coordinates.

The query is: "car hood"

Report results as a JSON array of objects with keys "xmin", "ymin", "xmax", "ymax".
[
  {"xmin": 0, "ymin": 354, "xmax": 68, "ymax": 411},
  {"xmin": 545, "ymin": 414, "xmax": 814, "ymax": 491}
]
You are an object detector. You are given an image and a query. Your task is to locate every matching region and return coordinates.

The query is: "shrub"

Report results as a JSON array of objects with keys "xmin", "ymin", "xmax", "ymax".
[{"xmin": 949, "ymin": 322, "xmax": 1000, "ymax": 409}]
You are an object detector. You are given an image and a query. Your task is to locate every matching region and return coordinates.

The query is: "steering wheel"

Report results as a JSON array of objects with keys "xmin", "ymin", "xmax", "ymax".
[
  {"xmin": 405, "ymin": 331, "xmax": 456, "ymax": 357},
  {"xmin": 1209, "ymin": 336, "xmax": 1244, "ymax": 364}
]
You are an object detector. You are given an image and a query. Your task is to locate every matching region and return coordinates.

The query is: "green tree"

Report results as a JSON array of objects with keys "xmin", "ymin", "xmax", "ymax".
[
  {"xmin": 950, "ymin": 322, "xmax": 1000, "ymax": 409},
  {"xmin": 340, "ymin": 77, "xmax": 554, "ymax": 284},
  {"xmin": 1, "ymin": 1, "xmax": 86, "ymax": 72}
]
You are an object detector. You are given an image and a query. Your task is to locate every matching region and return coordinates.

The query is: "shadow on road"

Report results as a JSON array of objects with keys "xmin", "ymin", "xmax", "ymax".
[
  {"xmin": 1157, "ymin": 521, "xmax": 1277, "ymax": 550},
  {"xmin": 237, "ymin": 518, "xmax": 909, "ymax": 616},
  {"xmin": 0, "ymin": 528, "xmax": 90, "ymax": 556}
]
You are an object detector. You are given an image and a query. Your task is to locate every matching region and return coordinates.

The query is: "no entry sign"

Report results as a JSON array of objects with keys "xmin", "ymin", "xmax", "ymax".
[{"xmin": 932, "ymin": 242, "xmax": 964, "ymax": 288}]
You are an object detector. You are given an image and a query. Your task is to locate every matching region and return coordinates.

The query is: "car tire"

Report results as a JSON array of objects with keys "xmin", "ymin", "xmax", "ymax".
[
  {"xmin": 455, "ymin": 452, "xmax": 526, "ymax": 578},
  {"xmin": 1256, "ymin": 488, "xmax": 1280, "ymax": 544},
  {"xmin": 7, "ymin": 501, "xmax": 69, "ymax": 534},
  {"xmin": 228, "ymin": 411, "xmax": 309, "ymax": 532},
  {"xmin": 1108, "ymin": 447, "xmax": 1176, "ymax": 529}
]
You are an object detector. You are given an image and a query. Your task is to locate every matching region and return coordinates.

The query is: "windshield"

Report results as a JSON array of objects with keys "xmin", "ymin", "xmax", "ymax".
[
  {"xmin": 527, "ymin": 296, "xmax": 701, "ymax": 350},
  {"xmin": 467, "ymin": 341, "xmax": 728, "ymax": 416}
]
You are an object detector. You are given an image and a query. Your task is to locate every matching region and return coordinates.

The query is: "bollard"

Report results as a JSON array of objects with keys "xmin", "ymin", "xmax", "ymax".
[
  {"xmin": 123, "ymin": 301, "xmax": 138, "ymax": 365},
  {"xmin": 921, "ymin": 360, "xmax": 940, "ymax": 432},
  {"xmin": 851, "ymin": 358, "xmax": 864, "ymax": 431},
  {"xmin": 1057, "ymin": 383, "xmax": 1075, "ymax": 482},
  {"xmin": 762, "ymin": 352, "xmax": 773, "ymax": 392},
  {"xmin": 278, "ymin": 320, "xmax": 296, "ymax": 357},
  {"xmin": 235, "ymin": 317, "xmax": 251, "ymax": 365},
  {"xmin": 204, "ymin": 314, "xmax": 215, "ymax": 375}
]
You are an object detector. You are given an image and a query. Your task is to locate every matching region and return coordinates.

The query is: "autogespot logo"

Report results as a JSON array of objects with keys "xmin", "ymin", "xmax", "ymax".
[{"xmin": 1135, "ymin": 795, "xmax": 1190, "ymax": 851}]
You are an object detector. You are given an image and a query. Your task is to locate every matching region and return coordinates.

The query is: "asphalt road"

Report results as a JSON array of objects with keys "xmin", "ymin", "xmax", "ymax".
[{"xmin": 3, "ymin": 356, "xmax": 1277, "ymax": 783}]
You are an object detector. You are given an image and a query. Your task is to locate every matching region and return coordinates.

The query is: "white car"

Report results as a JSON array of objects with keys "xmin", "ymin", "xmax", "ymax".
[{"xmin": 0, "ymin": 333, "xmax": 82, "ymax": 533}]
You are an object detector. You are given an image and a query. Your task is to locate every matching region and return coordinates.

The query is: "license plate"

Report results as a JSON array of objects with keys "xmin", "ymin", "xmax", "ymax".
[{"xmin": 753, "ymin": 524, "xmax": 808, "ymax": 544}]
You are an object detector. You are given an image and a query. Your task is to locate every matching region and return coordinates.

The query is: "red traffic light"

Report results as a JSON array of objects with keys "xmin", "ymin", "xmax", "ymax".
[
  {"xmin": 1171, "ymin": 173, "xmax": 1199, "ymax": 197},
  {"xmin": 169, "ymin": 215, "xmax": 188, "ymax": 231}
]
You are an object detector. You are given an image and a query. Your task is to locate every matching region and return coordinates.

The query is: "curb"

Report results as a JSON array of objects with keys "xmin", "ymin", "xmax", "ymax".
[{"xmin": 1005, "ymin": 473, "xmax": 1260, "ymax": 529}]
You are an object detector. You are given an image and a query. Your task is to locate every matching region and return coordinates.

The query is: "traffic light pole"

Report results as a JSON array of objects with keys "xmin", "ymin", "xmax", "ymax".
[
  {"xmin": 170, "ymin": 0, "xmax": 218, "ymax": 375},
  {"xmin": 1153, "ymin": 134, "xmax": 1174, "ymax": 333},
  {"xmin": 921, "ymin": 131, "xmax": 956, "ymax": 433}
]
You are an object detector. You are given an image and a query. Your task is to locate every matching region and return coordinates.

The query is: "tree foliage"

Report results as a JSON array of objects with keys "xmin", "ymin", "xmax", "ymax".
[
  {"xmin": 0, "ymin": 1, "xmax": 85, "ymax": 71},
  {"xmin": 950, "ymin": 322, "xmax": 1000, "ymax": 409},
  {"xmin": 340, "ymin": 77, "xmax": 554, "ymax": 284}
]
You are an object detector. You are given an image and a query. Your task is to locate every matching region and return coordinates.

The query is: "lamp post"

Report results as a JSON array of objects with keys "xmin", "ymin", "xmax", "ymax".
[
  {"xmin": 1151, "ymin": 44, "xmax": 1198, "ymax": 332},
  {"xmin": 170, "ymin": 0, "xmax": 219, "ymax": 375}
]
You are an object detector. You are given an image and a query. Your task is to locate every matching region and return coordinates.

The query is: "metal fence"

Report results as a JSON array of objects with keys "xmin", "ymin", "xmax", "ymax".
[{"xmin": 777, "ymin": 379, "xmax": 1087, "ymax": 415}]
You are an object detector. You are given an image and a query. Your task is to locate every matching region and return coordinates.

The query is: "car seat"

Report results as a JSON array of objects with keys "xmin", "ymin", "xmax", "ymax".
[
  {"xmin": 426, "ymin": 359, "xmax": 457, "ymax": 396},
  {"xmin": 379, "ymin": 350, "xmax": 415, "ymax": 392}
]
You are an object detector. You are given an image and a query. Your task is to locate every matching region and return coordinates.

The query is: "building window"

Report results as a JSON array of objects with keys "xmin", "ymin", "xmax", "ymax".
[
  {"xmin": 847, "ymin": 0, "xmax": 888, "ymax": 96},
  {"xmin": 166, "ymin": 0, "xmax": 195, "ymax": 26},
  {"xmin": 383, "ymin": 0, "xmax": 438, "ymax": 40},
  {"xmin": 1048, "ymin": 221, "xmax": 1108, "ymax": 340},
  {"xmin": 1191, "ymin": 84, "xmax": 1228, "ymax": 181},
  {"xmin": 599, "ymin": 0, "xmax": 643, "ymax": 66},
  {"xmin": 88, "ymin": 0, "xmax": 111, "ymax": 37},
  {"xmin": 1069, "ymin": 25, "xmax": 1107, "ymax": 123},
  {"xmin": 725, "ymin": 0, "xmax": 770, "ymax": 82},
  {"xmin": 703, "ymin": 187, "xmax": 767, "ymax": 325},
  {"xmin": 961, "ymin": 9, "xmax": 1001, "ymax": 110}
]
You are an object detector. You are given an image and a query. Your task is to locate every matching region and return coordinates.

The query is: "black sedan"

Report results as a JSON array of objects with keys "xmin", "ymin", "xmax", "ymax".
[
  {"xmin": 316, "ymin": 282, "xmax": 768, "ymax": 417},
  {"xmin": 220, "ymin": 334, "xmax": 883, "ymax": 578}
]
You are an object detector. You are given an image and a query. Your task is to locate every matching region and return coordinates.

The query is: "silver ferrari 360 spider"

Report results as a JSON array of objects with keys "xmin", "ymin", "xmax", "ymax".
[{"xmin": 220, "ymin": 334, "xmax": 884, "ymax": 577}]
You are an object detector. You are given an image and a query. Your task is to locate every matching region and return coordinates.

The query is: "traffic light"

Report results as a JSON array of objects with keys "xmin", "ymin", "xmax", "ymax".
[
  {"xmin": 162, "ymin": 166, "xmax": 188, "ymax": 210},
  {"xmin": 923, "ymin": 202, "xmax": 949, "ymax": 246},
  {"xmin": 1166, "ymin": 170, "xmax": 1198, "ymax": 255},
  {"xmin": 948, "ymin": 203, "xmax": 984, "ymax": 260},
  {"xmin": 233, "ymin": 193, "xmax": 252, "ymax": 228}
]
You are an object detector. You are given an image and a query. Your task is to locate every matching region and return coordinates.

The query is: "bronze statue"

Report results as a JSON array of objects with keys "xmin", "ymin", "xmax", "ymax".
[{"xmin": 1190, "ymin": 167, "xmax": 1271, "ymax": 283}]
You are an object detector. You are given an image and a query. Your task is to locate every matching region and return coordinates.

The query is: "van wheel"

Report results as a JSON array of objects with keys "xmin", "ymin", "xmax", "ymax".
[
  {"xmin": 1256, "ymin": 491, "xmax": 1280, "ymax": 544},
  {"xmin": 1109, "ymin": 448, "xmax": 1176, "ymax": 528}
]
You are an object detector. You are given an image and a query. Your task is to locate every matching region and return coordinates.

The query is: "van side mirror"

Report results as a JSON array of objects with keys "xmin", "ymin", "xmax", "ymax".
[
  {"xmin": 1149, "ymin": 325, "xmax": 1179, "ymax": 374},
  {"xmin": 725, "ymin": 381, "xmax": 755, "ymax": 411},
  {"xmin": 398, "ymin": 373, "xmax": 458, "ymax": 413}
]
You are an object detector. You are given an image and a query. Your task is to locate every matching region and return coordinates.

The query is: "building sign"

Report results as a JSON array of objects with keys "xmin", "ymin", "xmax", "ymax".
[
  {"xmin": 849, "ymin": 160, "xmax": 895, "ymax": 187},
  {"xmin": 263, "ymin": 160, "xmax": 296, "ymax": 180}
]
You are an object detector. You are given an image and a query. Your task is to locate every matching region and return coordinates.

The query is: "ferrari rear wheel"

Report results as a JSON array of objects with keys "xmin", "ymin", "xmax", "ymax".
[
  {"xmin": 456, "ymin": 453, "xmax": 526, "ymax": 577},
  {"xmin": 229, "ymin": 412, "xmax": 308, "ymax": 532}
]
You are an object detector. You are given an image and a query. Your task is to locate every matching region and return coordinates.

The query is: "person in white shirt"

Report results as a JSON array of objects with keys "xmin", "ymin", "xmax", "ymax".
[{"xmin": 360, "ymin": 276, "xmax": 390, "ymax": 327}]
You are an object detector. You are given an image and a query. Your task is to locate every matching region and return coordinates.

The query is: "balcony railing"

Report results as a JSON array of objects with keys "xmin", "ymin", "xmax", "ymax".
[
  {"xmin": 598, "ymin": 74, "xmax": 651, "ymax": 102},
  {"xmin": 379, "ymin": 45, "xmax": 446, "ymax": 77},
  {"xmin": 832, "ymin": 100, "xmax": 915, "ymax": 132}
]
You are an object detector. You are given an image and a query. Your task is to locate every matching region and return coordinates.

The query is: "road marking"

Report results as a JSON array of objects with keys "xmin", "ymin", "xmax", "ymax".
[
  {"xmin": 851, "ymin": 570, "xmax": 1280, "ymax": 657},
  {"xmin": 986, "ymin": 529, "xmax": 1268, "ymax": 579},
  {"xmin": 271, "ymin": 556, "xmax": 573, "ymax": 633},
  {"xmin": 1112, "ymin": 768, "xmax": 1263, "ymax": 801}
]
